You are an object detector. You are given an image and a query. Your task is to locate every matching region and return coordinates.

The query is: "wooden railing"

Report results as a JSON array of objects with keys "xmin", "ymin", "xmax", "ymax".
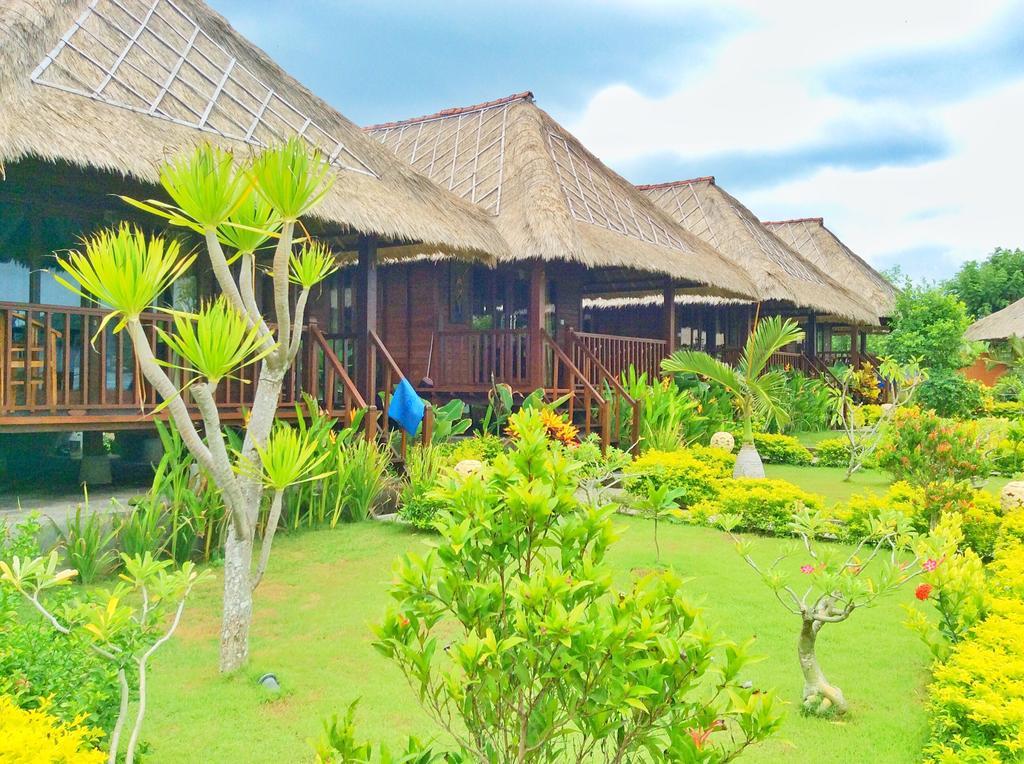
[
  {"xmin": 306, "ymin": 321, "xmax": 370, "ymax": 433},
  {"xmin": 567, "ymin": 328, "xmax": 640, "ymax": 447},
  {"xmin": 569, "ymin": 331, "xmax": 667, "ymax": 381},
  {"xmin": 431, "ymin": 328, "xmax": 530, "ymax": 392},
  {"xmin": 367, "ymin": 329, "xmax": 432, "ymax": 457},
  {"xmin": 543, "ymin": 331, "xmax": 610, "ymax": 452},
  {"xmin": 0, "ymin": 302, "xmax": 304, "ymax": 420}
]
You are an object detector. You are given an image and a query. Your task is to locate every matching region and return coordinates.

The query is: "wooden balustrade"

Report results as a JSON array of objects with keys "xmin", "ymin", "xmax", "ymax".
[
  {"xmin": 568, "ymin": 331, "xmax": 667, "ymax": 381},
  {"xmin": 543, "ymin": 331, "xmax": 610, "ymax": 452},
  {"xmin": 431, "ymin": 328, "xmax": 530, "ymax": 392},
  {"xmin": 567, "ymin": 328, "xmax": 640, "ymax": 447}
]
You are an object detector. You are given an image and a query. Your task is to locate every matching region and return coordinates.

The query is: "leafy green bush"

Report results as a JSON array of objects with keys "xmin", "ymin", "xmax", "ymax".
[
  {"xmin": 374, "ymin": 408, "xmax": 783, "ymax": 761},
  {"xmin": 916, "ymin": 370, "xmax": 985, "ymax": 419},
  {"xmin": 751, "ymin": 433, "xmax": 813, "ymax": 465},
  {"xmin": 776, "ymin": 372, "xmax": 831, "ymax": 433},
  {"xmin": 565, "ymin": 435, "xmax": 631, "ymax": 480},
  {"xmin": 624, "ymin": 445, "xmax": 733, "ymax": 508},
  {"xmin": 877, "ymin": 408, "xmax": 988, "ymax": 486},
  {"xmin": 987, "ymin": 399, "xmax": 1024, "ymax": 418},
  {"xmin": 858, "ymin": 404, "xmax": 884, "ymax": 426},
  {"xmin": 691, "ymin": 478, "xmax": 825, "ymax": 535}
]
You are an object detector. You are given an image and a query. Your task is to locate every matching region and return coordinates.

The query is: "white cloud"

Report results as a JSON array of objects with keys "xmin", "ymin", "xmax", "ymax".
[{"xmin": 568, "ymin": 0, "xmax": 1024, "ymax": 276}]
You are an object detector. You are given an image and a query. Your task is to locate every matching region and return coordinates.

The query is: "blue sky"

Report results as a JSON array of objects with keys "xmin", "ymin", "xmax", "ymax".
[{"xmin": 212, "ymin": 0, "xmax": 1024, "ymax": 282}]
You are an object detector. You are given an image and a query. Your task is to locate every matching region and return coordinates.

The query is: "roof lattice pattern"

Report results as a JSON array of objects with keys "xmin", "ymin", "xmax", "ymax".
[
  {"xmin": 368, "ymin": 100, "xmax": 511, "ymax": 214},
  {"xmin": 30, "ymin": 0, "xmax": 378, "ymax": 176},
  {"xmin": 641, "ymin": 181, "xmax": 720, "ymax": 249},
  {"xmin": 545, "ymin": 132, "xmax": 691, "ymax": 253},
  {"xmin": 732, "ymin": 207, "xmax": 824, "ymax": 283}
]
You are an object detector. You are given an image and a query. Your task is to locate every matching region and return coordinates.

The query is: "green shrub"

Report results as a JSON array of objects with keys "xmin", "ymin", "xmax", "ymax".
[
  {"xmin": 624, "ymin": 446, "xmax": 733, "ymax": 508},
  {"xmin": 777, "ymin": 372, "xmax": 831, "ymax": 433},
  {"xmin": 399, "ymin": 445, "xmax": 448, "ymax": 530},
  {"xmin": 691, "ymin": 478, "xmax": 825, "ymax": 535},
  {"xmin": 751, "ymin": 433, "xmax": 813, "ymax": 465},
  {"xmin": 813, "ymin": 437, "xmax": 851, "ymax": 468},
  {"xmin": 564, "ymin": 435, "xmax": 631, "ymax": 480},
  {"xmin": 442, "ymin": 434, "xmax": 505, "ymax": 464},
  {"xmin": 877, "ymin": 408, "xmax": 988, "ymax": 486},
  {"xmin": 858, "ymin": 404, "xmax": 884, "ymax": 426},
  {"xmin": 916, "ymin": 370, "xmax": 985, "ymax": 418}
]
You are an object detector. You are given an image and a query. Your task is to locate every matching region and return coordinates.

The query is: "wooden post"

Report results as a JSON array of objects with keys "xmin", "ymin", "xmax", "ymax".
[
  {"xmin": 805, "ymin": 312, "xmax": 817, "ymax": 359},
  {"xmin": 528, "ymin": 261, "xmax": 546, "ymax": 391},
  {"xmin": 850, "ymin": 325, "xmax": 861, "ymax": 368},
  {"xmin": 421, "ymin": 402, "xmax": 434, "ymax": 446},
  {"xmin": 662, "ymin": 282, "xmax": 676, "ymax": 354},
  {"xmin": 355, "ymin": 234, "xmax": 378, "ymax": 401}
]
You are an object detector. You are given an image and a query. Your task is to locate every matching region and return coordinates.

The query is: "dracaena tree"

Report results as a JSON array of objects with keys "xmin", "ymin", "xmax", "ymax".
[
  {"xmin": 661, "ymin": 316, "xmax": 805, "ymax": 478},
  {"xmin": 56, "ymin": 139, "xmax": 338, "ymax": 672}
]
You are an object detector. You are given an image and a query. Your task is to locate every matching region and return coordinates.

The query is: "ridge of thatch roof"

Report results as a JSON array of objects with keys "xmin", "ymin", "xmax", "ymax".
[
  {"xmin": 764, "ymin": 217, "xmax": 898, "ymax": 318},
  {"xmin": 0, "ymin": 0, "xmax": 508, "ymax": 261},
  {"xmin": 637, "ymin": 177, "xmax": 878, "ymax": 325},
  {"xmin": 365, "ymin": 94, "xmax": 759, "ymax": 299},
  {"xmin": 583, "ymin": 294, "xmax": 750, "ymax": 309},
  {"xmin": 965, "ymin": 297, "xmax": 1024, "ymax": 341}
]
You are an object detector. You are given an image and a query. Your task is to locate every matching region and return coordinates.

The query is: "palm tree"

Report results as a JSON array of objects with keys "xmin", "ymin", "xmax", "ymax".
[{"xmin": 661, "ymin": 316, "xmax": 805, "ymax": 478}]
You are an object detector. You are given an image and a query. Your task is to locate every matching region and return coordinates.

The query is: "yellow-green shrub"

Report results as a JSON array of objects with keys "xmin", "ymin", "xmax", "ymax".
[
  {"xmin": 0, "ymin": 695, "xmax": 104, "ymax": 762},
  {"xmin": 624, "ymin": 446, "xmax": 733, "ymax": 508},
  {"xmin": 859, "ymin": 404, "xmax": 883, "ymax": 426},
  {"xmin": 751, "ymin": 433, "xmax": 813, "ymax": 465},
  {"xmin": 691, "ymin": 478, "xmax": 825, "ymax": 535},
  {"xmin": 923, "ymin": 539, "xmax": 1024, "ymax": 763},
  {"xmin": 832, "ymin": 481, "xmax": 925, "ymax": 540}
]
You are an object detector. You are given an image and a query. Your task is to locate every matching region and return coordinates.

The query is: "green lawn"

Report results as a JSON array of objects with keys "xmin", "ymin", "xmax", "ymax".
[
  {"xmin": 793, "ymin": 430, "xmax": 843, "ymax": 448},
  {"xmin": 143, "ymin": 517, "xmax": 933, "ymax": 763}
]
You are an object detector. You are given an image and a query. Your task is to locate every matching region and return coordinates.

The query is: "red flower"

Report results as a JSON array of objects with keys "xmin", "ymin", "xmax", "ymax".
[
  {"xmin": 800, "ymin": 564, "xmax": 815, "ymax": 574},
  {"xmin": 398, "ymin": 615, "xmax": 410, "ymax": 628},
  {"xmin": 915, "ymin": 583, "xmax": 933, "ymax": 601}
]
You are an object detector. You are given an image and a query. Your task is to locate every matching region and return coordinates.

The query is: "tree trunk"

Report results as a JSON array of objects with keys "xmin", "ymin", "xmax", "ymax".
[
  {"xmin": 733, "ymin": 443, "xmax": 766, "ymax": 479},
  {"xmin": 220, "ymin": 524, "xmax": 254, "ymax": 673},
  {"xmin": 798, "ymin": 619, "xmax": 847, "ymax": 714}
]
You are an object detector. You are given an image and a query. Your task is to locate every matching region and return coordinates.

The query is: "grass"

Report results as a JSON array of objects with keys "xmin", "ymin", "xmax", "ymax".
[
  {"xmin": 142, "ymin": 517, "xmax": 933, "ymax": 763},
  {"xmin": 792, "ymin": 430, "xmax": 843, "ymax": 448}
]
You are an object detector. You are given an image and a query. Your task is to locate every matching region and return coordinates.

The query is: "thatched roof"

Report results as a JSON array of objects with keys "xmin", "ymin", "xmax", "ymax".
[
  {"xmin": 365, "ymin": 93, "xmax": 758, "ymax": 298},
  {"xmin": 965, "ymin": 297, "xmax": 1024, "ymax": 341},
  {"xmin": 0, "ymin": 0, "xmax": 508, "ymax": 261},
  {"xmin": 764, "ymin": 217, "xmax": 898, "ymax": 318},
  {"xmin": 637, "ymin": 178, "xmax": 878, "ymax": 324},
  {"xmin": 583, "ymin": 294, "xmax": 750, "ymax": 310}
]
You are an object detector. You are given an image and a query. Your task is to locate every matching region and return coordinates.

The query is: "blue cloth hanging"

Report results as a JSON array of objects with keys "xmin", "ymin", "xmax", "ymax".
[{"xmin": 388, "ymin": 377, "xmax": 426, "ymax": 436}]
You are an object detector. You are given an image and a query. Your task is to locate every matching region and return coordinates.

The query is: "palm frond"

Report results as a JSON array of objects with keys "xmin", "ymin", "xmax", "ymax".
[
  {"xmin": 740, "ymin": 316, "xmax": 805, "ymax": 378},
  {"xmin": 661, "ymin": 350, "xmax": 745, "ymax": 397},
  {"xmin": 750, "ymin": 369, "xmax": 792, "ymax": 429}
]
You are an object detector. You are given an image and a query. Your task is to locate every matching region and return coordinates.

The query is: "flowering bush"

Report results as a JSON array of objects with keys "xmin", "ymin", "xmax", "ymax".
[
  {"xmin": 877, "ymin": 408, "xmax": 989, "ymax": 486},
  {"xmin": 506, "ymin": 407, "xmax": 578, "ymax": 446},
  {"xmin": 0, "ymin": 695, "xmax": 104, "ymax": 763},
  {"xmin": 624, "ymin": 446, "xmax": 734, "ymax": 508},
  {"xmin": 691, "ymin": 478, "xmax": 825, "ymax": 535},
  {"xmin": 750, "ymin": 433, "xmax": 813, "ymax": 465},
  {"xmin": 833, "ymin": 481, "xmax": 1002, "ymax": 558}
]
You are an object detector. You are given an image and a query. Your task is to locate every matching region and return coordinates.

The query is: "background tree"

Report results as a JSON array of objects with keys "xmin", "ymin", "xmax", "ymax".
[
  {"xmin": 946, "ymin": 247, "xmax": 1024, "ymax": 319},
  {"xmin": 878, "ymin": 284, "xmax": 973, "ymax": 372},
  {"xmin": 57, "ymin": 139, "xmax": 336, "ymax": 672},
  {"xmin": 661, "ymin": 316, "xmax": 804, "ymax": 479}
]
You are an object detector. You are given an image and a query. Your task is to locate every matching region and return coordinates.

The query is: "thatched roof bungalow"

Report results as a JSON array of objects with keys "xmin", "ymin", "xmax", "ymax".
[
  {"xmin": 365, "ymin": 93, "xmax": 758, "ymax": 299},
  {"xmin": 764, "ymin": 217, "xmax": 898, "ymax": 320},
  {"xmin": 0, "ymin": 0, "xmax": 508, "ymax": 261},
  {"xmin": 637, "ymin": 178, "xmax": 878, "ymax": 325},
  {"xmin": 965, "ymin": 297, "xmax": 1024, "ymax": 341}
]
